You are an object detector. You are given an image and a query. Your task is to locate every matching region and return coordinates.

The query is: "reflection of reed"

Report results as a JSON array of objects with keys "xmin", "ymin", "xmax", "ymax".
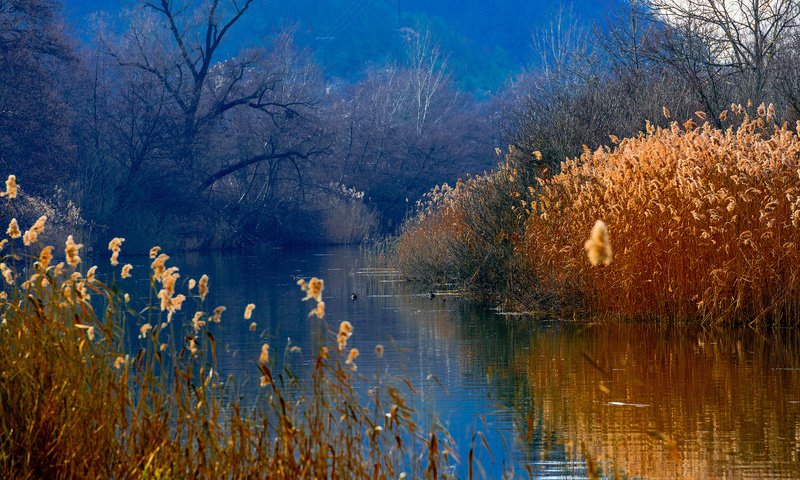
[{"xmin": 509, "ymin": 324, "xmax": 800, "ymax": 478}]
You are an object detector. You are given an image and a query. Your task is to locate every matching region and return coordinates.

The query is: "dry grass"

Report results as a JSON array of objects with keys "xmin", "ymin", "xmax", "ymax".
[
  {"xmin": 0, "ymin": 177, "xmax": 455, "ymax": 479},
  {"xmin": 397, "ymin": 151, "xmax": 543, "ymax": 305},
  {"xmin": 401, "ymin": 105, "xmax": 800, "ymax": 323},
  {"xmin": 526, "ymin": 105, "xmax": 800, "ymax": 323}
]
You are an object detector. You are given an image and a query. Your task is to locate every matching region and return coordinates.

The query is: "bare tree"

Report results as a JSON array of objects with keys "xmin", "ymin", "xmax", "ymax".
[
  {"xmin": 106, "ymin": 0, "xmax": 323, "ymax": 192},
  {"xmin": 646, "ymin": 0, "xmax": 800, "ymax": 102},
  {"xmin": 0, "ymin": 0, "xmax": 76, "ymax": 195},
  {"xmin": 401, "ymin": 28, "xmax": 456, "ymax": 135}
]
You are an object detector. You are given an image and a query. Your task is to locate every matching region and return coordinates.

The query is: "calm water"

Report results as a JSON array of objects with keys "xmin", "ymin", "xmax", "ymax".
[{"xmin": 122, "ymin": 246, "xmax": 800, "ymax": 479}]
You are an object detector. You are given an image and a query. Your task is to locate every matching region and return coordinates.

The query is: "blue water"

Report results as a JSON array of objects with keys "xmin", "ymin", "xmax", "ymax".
[{"xmin": 117, "ymin": 245, "xmax": 800, "ymax": 479}]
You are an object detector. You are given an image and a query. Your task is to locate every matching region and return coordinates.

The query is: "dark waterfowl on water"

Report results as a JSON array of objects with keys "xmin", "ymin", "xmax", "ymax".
[{"xmin": 351, "ymin": 292, "xmax": 357, "ymax": 301}]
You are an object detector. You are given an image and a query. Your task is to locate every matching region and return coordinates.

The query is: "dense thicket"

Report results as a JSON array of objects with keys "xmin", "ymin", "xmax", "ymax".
[{"xmin": 399, "ymin": 0, "xmax": 800, "ymax": 323}]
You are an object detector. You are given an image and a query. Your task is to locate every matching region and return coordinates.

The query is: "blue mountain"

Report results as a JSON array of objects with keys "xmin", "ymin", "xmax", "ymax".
[{"xmin": 62, "ymin": 0, "xmax": 622, "ymax": 92}]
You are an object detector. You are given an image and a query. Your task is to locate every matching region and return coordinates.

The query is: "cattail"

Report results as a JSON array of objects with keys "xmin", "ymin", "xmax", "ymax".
[
  {"xmin": 244, "ymin": 303, "xmax": 255, "ymax": 320},
  {"xmin": 74, "ymin": 281, "xmax": 89, "ymax": 303},
  {"xmin": 149, "ymin": 246, "xmax": 161, "ymax": 259},
  {"xmin": 188, "ymin": 278, "xmax": 196, "ymax": 290},
  {"xmin": 108, "ymin": 237, "xmax": 125, "ymax": 266},
  {"xmin": 309, "ymin": 301, "xmax": 325, "ymax": 319},
  {"xmin": 375, "ymin": 344, "xmax": 384, "ymax": 359},
  {"xmin": 290, "ymin": 346, "xmax": 301, "ymax": 353},
  {"xmin": 719, "ymin": 110, "xmax": 728, "ymax": 122},
  {"xmin": 157, "ymin": 289, "xmax": 171, "ymax": 312},
  {"xmin": 51, "ymin": 262, "xmax": 64, "ymax": 277},
  {"xmin": 159, "ymin": 343, "xmax": 167, "ymax": 351},
  {"xmin": 337, "ymin": 321, "xmax": 353, "ymax": 350},
  {"xmin": 212, "ymin": 306, "xmax": 225, "ymax": 322},
  {"xmin": 301, "ymin": 277, "xmax": 324, "ymax": 302},
  {"xmin": 151, "ymin": 253, "xmax": 169, "ymax": 281},
  {"xmin": 124, "ymin": 293, "xmax": 130, "ymax": 303},
  {"xmin": 121, "ymin": 264, "xmax": 133, "ymax": 279},
  {"xmin": 662, "ymin": 106, "xmax": 670, "ymax": 119},
  {"xmin": 757, "ymin": 103, "xmax": 766, "ymax": 117},
  {"xmin": 534, "ymin": 150, "xmax": 543, "ymax": 161},
  {"xmin": 260, "ymin": 375, "xmax": 271, "ymax": 387},
  {"xmin": 167, "ymin": 294, "xmax": 186, "ymax": 322},
  {"xmin": 163, "ymin": 267, "xmax": 178, "ymax": 290},
  {"xmin": 86, "ymin": 265, "xmax": 97, "ymax": 283},
  {"xmin": 22, "ymin": 215, "xmax": 46, "ymax": 246},
  {"xmin": 345, "ymin": 348, "xmax": 359, "ymax": 371},
  {"xmin": 192, "ymin": 312, "xmax": 205, "ymax": 332},
  {"xmin": 259, "ymin": 343, "xmax": 270, "ymax": 366},
  {"xmin": 64, "ymin": 235, "xmax": 82, "ymax": 268},
  {"xmin": 0, "ymin": 263, "xmax": 13, "ymax": 284},
  {"xmin": 198, "ymin": 274, "xmax": 209, "ymax": 301},
  {"xmin": 249, "ymin": 322, "xmax": 256, "ymax": 332},
  {"xmin": 0, "ymin": 239, "xmax": 6, "ymax": 252},
  {"xmin": 188, "ymin": 337, "xmax": 198, "ymax": 356},
  {"xmin": 1, "ymin": 175, "xmax": 17, "ymax": 199},
  {"xmin": 584, "ymin": 220, "xmax": 612, "ymax": 266},
  {"xmin": 6, "ymin": 218, "xmax": 20, "ymax": 239},
  {"xmin": 139, "ymin": 323, "xmax": 152, "ymax": 339},
  {"xmin": 38, "ymin": 246, "xmax": 53, "ymax": 268}
]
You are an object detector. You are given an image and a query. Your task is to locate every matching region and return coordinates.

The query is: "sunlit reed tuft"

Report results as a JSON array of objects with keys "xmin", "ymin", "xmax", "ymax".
[
  {"xmin": 6, "ymin": 218, "xmax": 20, "ymax": 239},
  {"xmin": 584, "ymin": 220, "xmax": 612, "ymax": 267},
  {"xmin": 64, "ymin": 235, "xmax": 82, "ymax": 268}
]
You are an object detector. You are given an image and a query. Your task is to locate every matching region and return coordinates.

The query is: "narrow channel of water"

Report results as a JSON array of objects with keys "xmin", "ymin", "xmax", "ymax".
[{"xmin": 121, "ymin": 245, "xmax": 800, "ymax": 479}]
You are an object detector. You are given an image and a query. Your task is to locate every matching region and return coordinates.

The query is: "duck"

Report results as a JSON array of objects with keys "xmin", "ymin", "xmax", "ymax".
[
  {"xmin": 351, "ymin": 292, "xmax": 358, "ymax": 301},
  {"xmin": 429, "ymin": 291, "xmax": 436, "ymax": 299}
]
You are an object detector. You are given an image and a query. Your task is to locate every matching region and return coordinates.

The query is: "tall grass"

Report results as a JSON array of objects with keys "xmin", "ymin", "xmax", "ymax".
[
  {"xmin": 400, "ymin": 105, "xmax": 800, "ymax": 323},
  {"xmin": 0, "ymin": 177, "xmax": 455, "ymax": 478},
  {"xmin": 526, "ymin": 106, "xmax": 800, "ymax": 322},
  {"xmin": 397, "ymin": 150, "xmax": 544, "ymax": 306}
]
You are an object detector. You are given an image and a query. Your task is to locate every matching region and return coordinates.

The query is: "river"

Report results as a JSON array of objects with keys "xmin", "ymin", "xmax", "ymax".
[{"xmin": 120, "ymin": 245, "xmax": 800, "ymax": 479}]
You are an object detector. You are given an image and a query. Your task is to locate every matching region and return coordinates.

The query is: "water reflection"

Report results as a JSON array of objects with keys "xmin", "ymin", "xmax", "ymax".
[{"xmin": 122, "ymin": 246, "xmax": 800, "ymax": 479}]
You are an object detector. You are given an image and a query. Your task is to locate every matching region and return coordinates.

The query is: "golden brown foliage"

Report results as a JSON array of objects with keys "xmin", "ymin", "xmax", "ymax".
[
  {"xmin": 526, "ymin": 108, "xmax": 800, "ymax": 322},
  {"xmin": 0, "ymin": 179, "xmax": 454, "ymax": 478},
  {"xmin": 402, "ymin": 107, "xmax": 800, "ymax": 323}
]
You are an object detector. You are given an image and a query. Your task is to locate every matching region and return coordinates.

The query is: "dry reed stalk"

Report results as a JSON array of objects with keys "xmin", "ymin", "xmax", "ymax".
[
  {"xmin": 0, "ymin": 175, "xmax": 454, "ymax": 478},
  {"xmin": 526, "ymin": 105, "xmax": 800, "ymax": 322}
]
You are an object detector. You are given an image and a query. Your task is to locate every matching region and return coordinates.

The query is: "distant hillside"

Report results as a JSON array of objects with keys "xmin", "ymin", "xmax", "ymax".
[{"xmin": 63, "ymin": 0, "xmax": 621, "ymax": 92}]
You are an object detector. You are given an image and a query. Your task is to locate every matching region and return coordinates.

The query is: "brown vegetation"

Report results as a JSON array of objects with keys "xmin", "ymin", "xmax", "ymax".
[
  {"xmin": 0, "ymin": 176, "xmax": 454, "ymax": 478},
  {"xmin": 401, "ymin": 108, "xmax": 800, "ymax": 323}
]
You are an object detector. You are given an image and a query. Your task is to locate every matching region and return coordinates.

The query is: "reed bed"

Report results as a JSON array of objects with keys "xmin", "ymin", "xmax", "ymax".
[
  {"xmin": 526, "ymin": 106, "xmax": 800, "ymax": 322},
  {"xmin": 0, "ymin": 175, "xmax": 455, "ymax": 479},
  {"xmin": 401, "ymin": 105, "xmax": 800, "ymax": 323},
  {"xmin": 397, "ymin": 151, "xmax": 542, "ymax": 306}
]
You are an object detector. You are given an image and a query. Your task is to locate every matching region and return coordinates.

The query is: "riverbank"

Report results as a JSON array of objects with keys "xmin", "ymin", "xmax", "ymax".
[
  {"xmin": 0, "ymin": 188, "xmax": 452, "ymax": 478},
  {"xmin": 399, "ymin": 107, "xmax": 800, "ymax": 324}
]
